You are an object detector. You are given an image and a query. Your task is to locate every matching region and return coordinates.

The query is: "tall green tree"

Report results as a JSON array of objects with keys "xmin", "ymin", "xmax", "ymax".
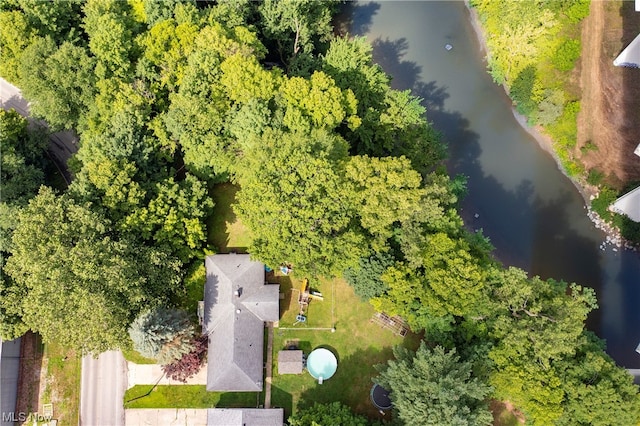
[
  {"xmin": 258, "ymin": 0, "xmax": 337, "ymax": 64},
  {"xmin": 0, "ymin": 10, "xmax": 37, "ymax": 82},
  {"xmin": 18, "ymin": 38, "xmax": 96, "ymax": 130},
  {"xmin": 235, "ymin": 128, "xmax": 366, "ymax": 276},
  {"xmin": 344, "ymin": 155, "xmax": 424, "ymax": 250},
  {"xmin": 343, "ymin": 252, "xmax": 393, "ymax": 301},
  {"xmin": 82, "ymin": 0, "xmax": 141, "ymax": 79},
  {"xmin": 128, "ymin": 306, "xmax": 195, "ymax": 364},
  {"xmin": 371, "ymin": 233, "xmax": 490, "ymax": 330},
  {"xmin": 376, "ymin": 342, "xmax": 493, "ymax": 426},
  {"xmin": 487, "ymin": 267, "xmax": 598, "ymax": 424},
  {"xmin": 288, "ymin": 402, "xmax": 368, "ymax": 426},
  {"xmin": 121, "ymin": 174, "xmax": 214, "ymax": 262},
  {"xmin": 556, "ymin": 333, "xmax": 640, "ymax": 426},
  {"xmin": 3, "ymin": 188, "xmax": 182, "ymax": 353}
]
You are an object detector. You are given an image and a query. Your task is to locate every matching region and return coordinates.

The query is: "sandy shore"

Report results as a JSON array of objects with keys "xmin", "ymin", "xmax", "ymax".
[{"xmin": 463, "ymin": 2, "xmax": 595, "ymax": 206}]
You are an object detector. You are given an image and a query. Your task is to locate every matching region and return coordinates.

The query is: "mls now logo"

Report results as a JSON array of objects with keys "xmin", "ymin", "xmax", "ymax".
[{"xmin": 1, "ymin": 412, "xmax": 52, "ymax": 422}]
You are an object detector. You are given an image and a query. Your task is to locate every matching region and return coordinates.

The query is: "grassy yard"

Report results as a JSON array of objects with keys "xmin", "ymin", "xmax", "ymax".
[
  {"xmin": 208, "ymin": 183, "xmax": 252, "ymax": 252},
  {"xmin": 124, "ymin": 385, "xmax": 261, "ymax": 409},
  {"xmin": 271, "ymin": 274, "xmax": 420, "ymax": 421},
  {"xmin": 121, "ymin": 348, "xmax": 156, "ymax": 365},
  {"xmin": 41, "ymin": 341, "xmax": 81, "ymax": 425}
]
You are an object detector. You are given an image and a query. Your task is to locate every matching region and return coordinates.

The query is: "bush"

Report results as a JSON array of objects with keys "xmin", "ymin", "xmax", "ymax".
[
  {"xmin": 162, "ymin": 335, "xmax": 208, "ymax": 383},
  {"xmin": 343, "ymin": 252, "xmax": 393, "ymax": 300},
  {"xmin": 586, "ymin": 169, "xmax": 604, "ymax": 185},
  {"xmin": 510, "ymin": 65, "xmax": 538, "ymax": 117},
  {"xmin": 552, "ymin": 39, "xmax": 581, "ymax": 72}
]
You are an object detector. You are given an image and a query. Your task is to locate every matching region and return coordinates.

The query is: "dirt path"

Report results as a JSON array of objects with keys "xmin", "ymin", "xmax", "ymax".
[
  {"xmin": 576, "ymin": 1, "xmax": 640, "ymax": 186},
  {"xmin": 577, "ymin": 0, "xmax": 603, "ymax": 158}
]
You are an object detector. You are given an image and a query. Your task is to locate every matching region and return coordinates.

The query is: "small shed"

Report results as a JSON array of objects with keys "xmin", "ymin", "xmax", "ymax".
[{"xmin": 277, "ymin": 350, "xmax": 303, "ymax": 374}]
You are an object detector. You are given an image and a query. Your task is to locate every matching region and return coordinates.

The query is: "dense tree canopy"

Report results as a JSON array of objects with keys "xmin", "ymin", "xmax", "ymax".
[
  {"xmin": 288, "ymin": 402, "xmax": 369, "ymax": 426},
  {"xmin": 3, "ymin": 188, "xmax": 181, "ymax": 353},
  {"xmin": 376, "ymin": 342, "xmax": 493, "ymax": 426},
  {"xmin": 1, "ymin": 1, "xmax": 638, "ymax": 422}
]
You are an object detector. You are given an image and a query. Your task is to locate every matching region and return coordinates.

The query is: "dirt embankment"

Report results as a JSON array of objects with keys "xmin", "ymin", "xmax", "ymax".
[{"xmin": 576, "ymin": 0, "xmax": 640, "ymax": 188}]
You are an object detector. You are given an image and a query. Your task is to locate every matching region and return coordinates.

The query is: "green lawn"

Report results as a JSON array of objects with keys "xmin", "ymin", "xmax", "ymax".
[
  {"xmin": 271, "ymin": 275, "xmax": 420, "ymax": 421},
  {"xmin": 208, "ymin": 183, "xmax": 252, "ymax": 252},
  {"xmin": 42, "ymin": 341, "xmax": 81, "ymax": 425},
  {"xmin": 124, "ymin": 385, "xmax": 261, "ymax": 409},
  {"xmin": 121, "ymin": 348, "xmax": 156, "ymax": 365}
]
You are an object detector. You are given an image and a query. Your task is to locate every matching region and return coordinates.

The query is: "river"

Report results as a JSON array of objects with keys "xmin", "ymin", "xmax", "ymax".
[{"xmin": 343, "ymin": 1, "xmax": 640, "ymax": 369}]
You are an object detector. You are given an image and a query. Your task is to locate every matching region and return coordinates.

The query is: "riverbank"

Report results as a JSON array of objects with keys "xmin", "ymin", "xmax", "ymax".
[
  {"xmin": 463, "ymin": 2, "xmax": 593, "ymax": 203},
  {"xmin": 464, "ymin": 1, "xmax": 640, "ymax": 252}
]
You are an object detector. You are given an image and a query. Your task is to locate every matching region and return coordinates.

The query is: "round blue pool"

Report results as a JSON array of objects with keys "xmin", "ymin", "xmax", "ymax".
[{"xmin": 306, "ymin": 348, "xmax": 337, "ymax": 380}]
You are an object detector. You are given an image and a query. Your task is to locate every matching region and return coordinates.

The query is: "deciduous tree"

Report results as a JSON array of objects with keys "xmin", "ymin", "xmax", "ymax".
[
  {"xmin": 3, "ymin": 188, "xmax": 182, "ymax": 354},
  {"xmin": 288, "ymin": 402, "xmax": 368, "ymax": 426}
]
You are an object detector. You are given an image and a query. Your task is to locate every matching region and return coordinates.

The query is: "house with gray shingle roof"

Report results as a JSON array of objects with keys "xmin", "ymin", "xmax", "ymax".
[{"xmin": 204, "ymin": 254, "xmax": 279, "ymax": 392}]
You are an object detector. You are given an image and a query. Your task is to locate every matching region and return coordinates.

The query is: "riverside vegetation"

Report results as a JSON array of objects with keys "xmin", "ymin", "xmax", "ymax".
[
  {"xmin": 0, "ymin": 0, "xmax": 639, "ymax": 424},
  {"xmin": 471, "ymin": 0, "xmax": 640, "ymax": 244}
]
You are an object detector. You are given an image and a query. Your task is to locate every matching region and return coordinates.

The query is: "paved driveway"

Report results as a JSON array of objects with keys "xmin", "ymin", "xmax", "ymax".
[{"xmin": 80, "ymin": 351, "xmax": 127, "ymax": 426}]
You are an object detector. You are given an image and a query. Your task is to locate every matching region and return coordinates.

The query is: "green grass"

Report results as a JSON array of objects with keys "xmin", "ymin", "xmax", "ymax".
[
  {"xmin": 271, "ymin": 275, "xmax": 420, "ymax": 421},
  {"xmin": 42, "ymin": 341, "xmax": 81, "ymax": 425},
  {"xmin": 208, "ymin": 183, "xmax": 252, "ymax": 252},
  {"xmin": 124, "ymin": 385, "xmax": 261, "ymax": 409},
  {"xmin": 121, "ymin": 348, "xmax": 157, "ymax": 365}
]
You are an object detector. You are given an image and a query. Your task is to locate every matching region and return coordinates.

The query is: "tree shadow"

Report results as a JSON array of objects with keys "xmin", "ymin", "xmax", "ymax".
[
  {"xmin": 208, "ymin": 183, "xmax": 248, "ymax": 253},
  {"xmin": 370, "ymin": 37, "xmax": 421, "ymax": 91},
  {"xmin": 298, "ymin": 346, "xmax": 398, "ymax": 420},
  {"xmin": 15, "ymin": 332, "xmax": 44, "ymax": 415},
  {"xmin": 334, "ymin": 2, "xmax": 381, "ymax": 37},
  {"xmin": 270, "ymin": 385, "xmax": 293, "ymax": 420}
]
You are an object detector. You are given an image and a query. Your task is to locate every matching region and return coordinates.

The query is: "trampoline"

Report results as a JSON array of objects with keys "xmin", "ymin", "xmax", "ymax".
[
  {"xmin": 306, "ymin": 348, "xmax": 337, "ymax": 382},
  {"xmin": 370, "ymin": 384, "xmax": 392, "ymax": 410}
]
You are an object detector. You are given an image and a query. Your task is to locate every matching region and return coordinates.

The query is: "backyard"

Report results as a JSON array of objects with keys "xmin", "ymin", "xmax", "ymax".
[
  {"xmin": 270, "ymin": 274, "xmax": 420, "ymax": 420},
  {"xmin": 124, "ymin": 183, "xmax": 519, "ymax": 424}
]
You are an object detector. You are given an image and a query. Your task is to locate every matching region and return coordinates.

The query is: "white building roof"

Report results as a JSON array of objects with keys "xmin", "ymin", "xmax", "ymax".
[
  {"xmin": 611, "ymin": 186, "xmax": 640, "ymax": 222},
  {"xmin": 614, "ymin": 33, "xmax": 640, "ymax": 67}
]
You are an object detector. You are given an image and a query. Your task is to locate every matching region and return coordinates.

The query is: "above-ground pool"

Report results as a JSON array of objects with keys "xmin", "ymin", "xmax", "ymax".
[{"xmin": 306, "ymin": 348, "xmax": 337, "ymax": 381}]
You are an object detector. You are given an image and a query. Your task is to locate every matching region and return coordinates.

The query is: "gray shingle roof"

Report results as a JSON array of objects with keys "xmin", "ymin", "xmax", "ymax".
[
  {"xmin": 207, "ymin": 408, "xmax": 284, "ymax": 426},
  {"xmin": 204, "ymin": 254, "xmax": 279, "ymax": 392},
  {"xmin": 277, "ymin": 350, "xmax": 303, "ymax": 374}
]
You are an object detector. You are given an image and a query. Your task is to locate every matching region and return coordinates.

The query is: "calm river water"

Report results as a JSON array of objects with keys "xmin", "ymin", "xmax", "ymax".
[{"xmin": 344, "ymin": 1, "xmax": 640, "ymax": 368}]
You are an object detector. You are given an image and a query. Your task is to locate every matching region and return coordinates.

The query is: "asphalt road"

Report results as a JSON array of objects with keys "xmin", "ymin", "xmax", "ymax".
[
  {"xmin": 2, "ymin": 77, "xmax": 127, "ymax": 425},
  {"xmin": 80, "ymin": 351, "xmax": 127, "ymax": 426},
  {"xmin": 0, "ymin": 77, "xmax": 78, "ymax": 177}
]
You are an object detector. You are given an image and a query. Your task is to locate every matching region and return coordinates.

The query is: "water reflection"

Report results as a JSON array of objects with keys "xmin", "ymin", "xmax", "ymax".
[{"xmin": 348, "ymin": 0, "xmax": 640, "ymax": 368}]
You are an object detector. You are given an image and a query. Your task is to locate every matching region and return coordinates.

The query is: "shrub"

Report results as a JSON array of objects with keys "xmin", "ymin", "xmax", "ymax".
[
  {"xmin": 128, "ymin": 307, "xmax": 195, "ymax": 364},
  {"xmin": 552, "ymin": 39, "xmax": 581, "ymax": 72},
  {"xmin": 162, "ymin": 335, "xmax": 208, "ymax": 383},
  {"xmin": 586, "ymin": 169, "xmax": 604, "ymax": 185}
]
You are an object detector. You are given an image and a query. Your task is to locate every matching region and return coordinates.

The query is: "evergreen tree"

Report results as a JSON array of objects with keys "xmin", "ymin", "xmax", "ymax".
[
  {"xmin": 376, "ymin": 342, "xmax": 493, "ymax": 426},
  {"xmin": 129, "ymin": 306, "xmax": 195, "ymax": 364}
]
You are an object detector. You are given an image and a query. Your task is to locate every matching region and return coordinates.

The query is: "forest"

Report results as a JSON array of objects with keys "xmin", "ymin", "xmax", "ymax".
[{"xmin": 1, "ymin": 0, "xmax": 639, "ymax": 424}]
